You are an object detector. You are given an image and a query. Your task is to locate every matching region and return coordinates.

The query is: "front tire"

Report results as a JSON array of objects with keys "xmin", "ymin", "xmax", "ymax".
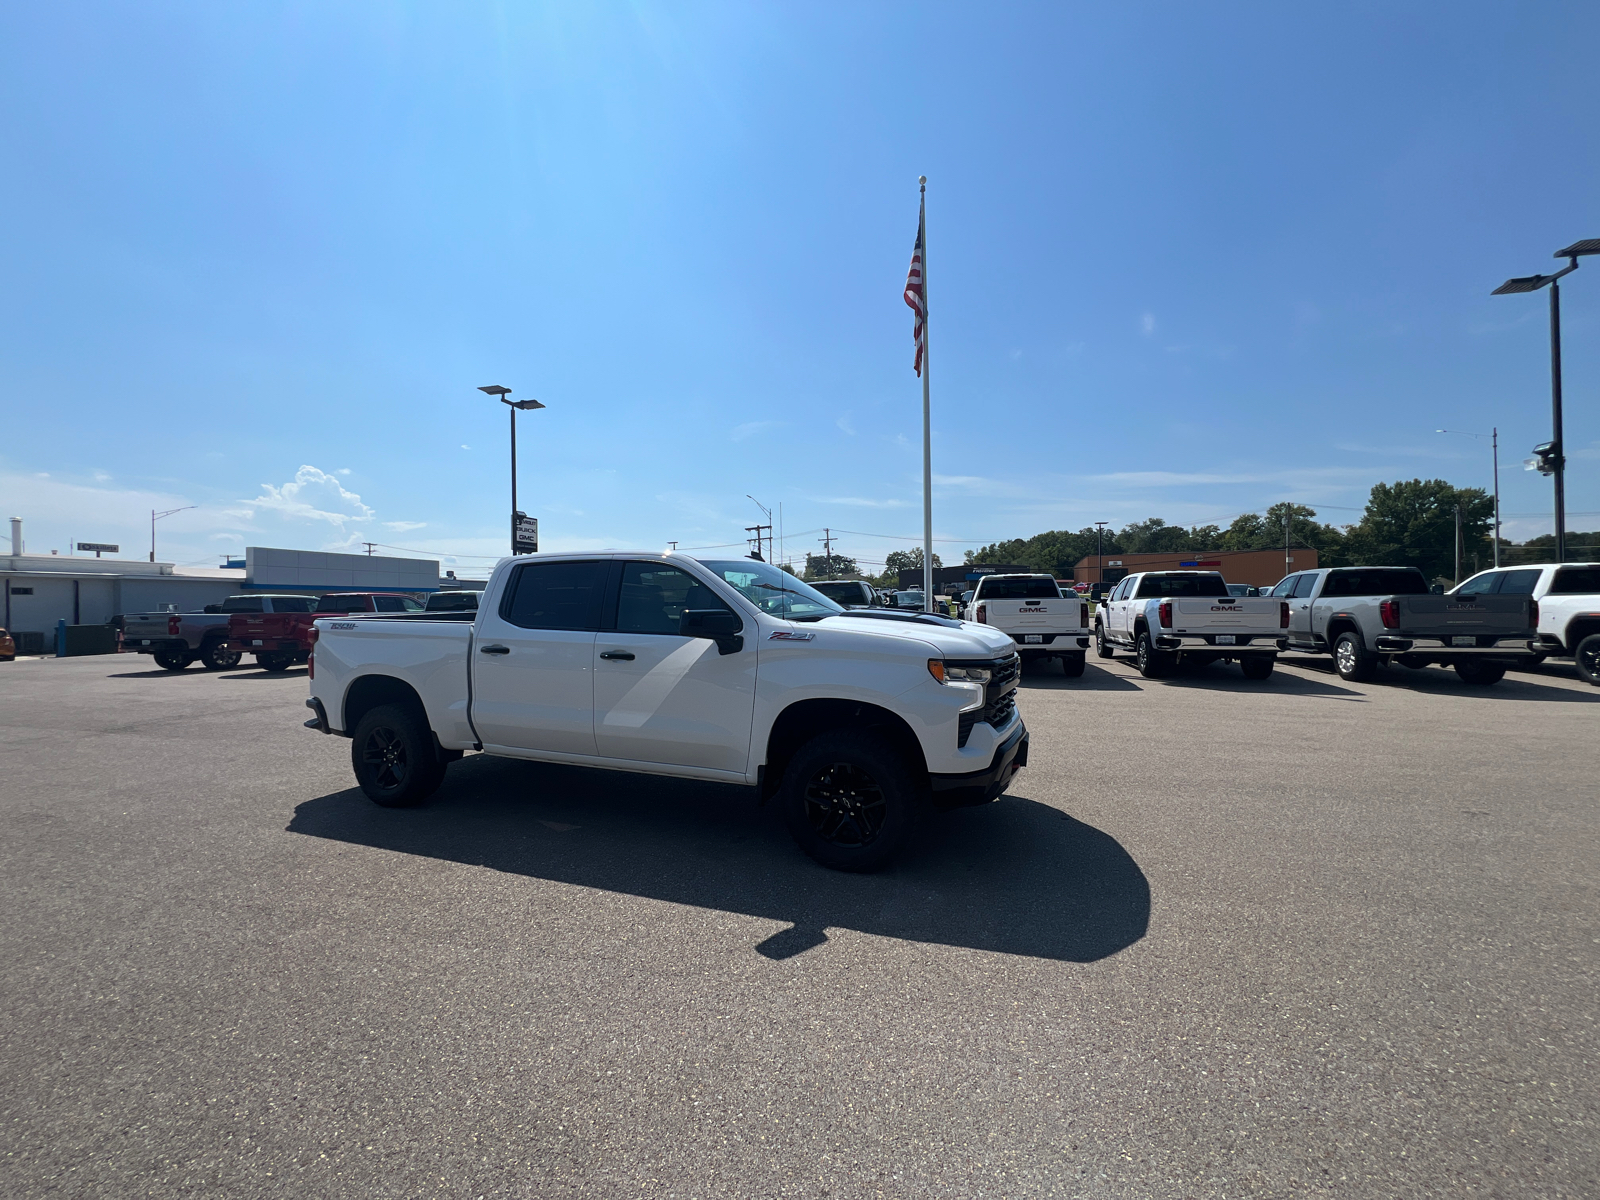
[
  {"xmin": 782, "ymin": 731, "xmax": 920, "ymax": 872},
  {"xmin": 1333, "ymin": 632, "xmax": 1376, "ymax": 682},
  {"xmin": 351, "ymin": 704, "xmax": 446, "ymax": 808},
  {"xmin": 1060, "ymin": 652, "xmax": 1086, "ymax": 677},
  {"xmin": 200, "ymin": 641, "xmax": 241, "ymax": 670},
  {"xmin": 1454, "ymin": 661, "xmax": 1506, "ymax": 686},
  {"xmin": 153, "ymin": 649, "xmax": 191, "ymax": 671},
  {"xmin": 1094, "ymin": 623, "xmax": 1115, "ymax": 659},
  {"xmin": 1574, "ymin": 634, "xmax": 1600, "ymax": 686},
  {"xmin": 1240, "ymin": 656, "xmax": 1274, "ymax": 680}
]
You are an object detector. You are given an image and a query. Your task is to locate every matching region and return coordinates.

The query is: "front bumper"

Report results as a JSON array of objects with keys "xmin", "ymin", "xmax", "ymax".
[{"xmin": 930, "ymin": 721, "xmax": 1028, "ymax": 809}]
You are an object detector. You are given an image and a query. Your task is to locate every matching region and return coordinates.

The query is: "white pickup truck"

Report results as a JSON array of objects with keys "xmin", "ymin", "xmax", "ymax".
[
  {"xmin": 961, "ymin": 573, "xmax": 1089, "ymax": 676},
  {"xmin": 305, "ymin": 552, "xmax": 1029, "ymax": 871},
  {"xmin": 1094, "ymin": 570, "xmax": 1286, "ymax": 679},
  {"xmin": 1452, "ymin": 561, "xmax": 1600, "ymax": 685}
]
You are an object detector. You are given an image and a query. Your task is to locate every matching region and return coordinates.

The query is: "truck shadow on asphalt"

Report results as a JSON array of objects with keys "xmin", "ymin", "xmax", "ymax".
[
  {"xmin": 288, "ymin": 756, "xmax": 1150, "ymax": 965},
  {"xmin": 1281, "ymin": 657, "xmax": 1599, "ymax": 703},
  {"xmin": 1021, "ymin": 659, "xmax": 1364, "ymax": 698}
]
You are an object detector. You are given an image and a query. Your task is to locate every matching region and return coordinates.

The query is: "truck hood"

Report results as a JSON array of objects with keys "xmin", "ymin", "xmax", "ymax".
[{"xmin": 809, "ymin": 612, "xmax": 1016, "ymax": 659}]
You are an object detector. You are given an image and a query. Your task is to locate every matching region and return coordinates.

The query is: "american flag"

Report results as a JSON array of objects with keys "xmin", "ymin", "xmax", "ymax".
[{"xmin": 903, "ymin": 211, "xmax": 926, "ymax": 377}]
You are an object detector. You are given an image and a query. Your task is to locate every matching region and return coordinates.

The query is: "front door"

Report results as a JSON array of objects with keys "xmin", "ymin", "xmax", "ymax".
[
  {"xmin": 592, "ymin": 561, "xmax": 756, "ymax": 774},
  {"xmin": 470, "ymin": 558, "xmax": 607, "ymax": 757}
]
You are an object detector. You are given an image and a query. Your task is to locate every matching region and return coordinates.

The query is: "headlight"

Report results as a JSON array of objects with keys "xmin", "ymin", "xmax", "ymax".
[{"xmin": 928, "ymin": 660, "xmax": 991, "ymax": 684}]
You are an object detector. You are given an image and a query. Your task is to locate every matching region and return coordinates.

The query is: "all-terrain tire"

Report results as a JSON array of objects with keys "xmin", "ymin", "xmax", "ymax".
[
  {"xmin": 1574, "ymin": 634, "xmax": 1600, "ymax": 687},
  {"xmin": 781, "ymin": 730, "xmax": 922, "ymax": 873},
  {"xmin": 351, "ymin": 703, "xmax": 447, "ymax": 808},
  {"xmin": 1135, "ymin": 631, "xmax": 1170, "ymax": 679},
  {"xmin": 1454, "ymin": 661, "xmax": 1506, "ymax": 687},
  {"xmin": 1060, "ymin": 652, "xmax": 1086, "ymax": 677},
  {"xmin": 1094, "ymin": 623, "xmax": 1115, "ymax": 659},
  {"xmin": 154, "ymin": 650, "xmax": 192, "ymax": 671},
  {"xmin": 257, "ymin": 652, "xmax": 294, "ymax": 673}
]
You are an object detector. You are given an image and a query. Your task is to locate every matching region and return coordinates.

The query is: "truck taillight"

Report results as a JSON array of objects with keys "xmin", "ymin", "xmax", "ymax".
[
  {"xmin": 1080, "ymin": 602, "xmax": 1088, "ymax": 628},
  {"xmin": 1158, "ymin": 600, "xmax": 1172, "ymax": 628},
  {"xmin": 167, "ymin": 616, "xmax": 181, "ymax": 635},
  {"xmin": 975, "ymin": 604, "xmax": 987, "ymax": 624},
  {"xmin": 1280, "ymin": 601, "xmax": 1290, "ymax": 629},
  {"xmin": 1379, "ymin": 599, "xmax": 1400, "ymax": 629},
  {"xmin": 308, "ymin": 625, "xmax": 319, "ymax": 644}
]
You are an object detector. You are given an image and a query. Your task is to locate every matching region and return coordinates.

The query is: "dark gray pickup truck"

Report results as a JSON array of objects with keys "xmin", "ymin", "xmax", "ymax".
[{"xmin": 1270, "ymin": 566, "xmax": 1536, "ymax": 686}]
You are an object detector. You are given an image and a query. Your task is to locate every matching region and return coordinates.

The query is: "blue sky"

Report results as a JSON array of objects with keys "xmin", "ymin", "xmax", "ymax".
[{"xmin": 2, "ymin": 3, "xmax": 1597, "ymax": 576}]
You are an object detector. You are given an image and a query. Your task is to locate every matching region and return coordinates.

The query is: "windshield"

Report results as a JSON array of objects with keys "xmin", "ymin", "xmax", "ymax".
[
  {"xmin": 697, "ymin": 560, "xmax": 844, "ymax": 620},
  {"xmin": 978, "ymin": 577, "xmax": 1059, "ymax": 600}
]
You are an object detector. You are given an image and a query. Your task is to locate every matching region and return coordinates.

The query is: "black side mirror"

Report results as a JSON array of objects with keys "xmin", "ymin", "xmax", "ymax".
[{"xmin": 680, "ymin": 608, "xmax": 744, "ymax": 654}]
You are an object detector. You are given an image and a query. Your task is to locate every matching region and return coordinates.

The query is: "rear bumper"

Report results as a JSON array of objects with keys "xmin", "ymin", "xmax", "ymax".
[
  {"xmin": 930, "ymin": 722, "xmax": 1028, "ymax": 809},
  {"xmin": 1157, "ymin": 634, "xmax": 1278, "ymax": 654},
  {"xmin": 1376, "ymin": 635, "xmax": 1536, "ymax": 656},
  {"xmin": 225, "ymin": 639, "xmax": 302, "ymax": 653},
  {"xmin": 124, "ymin": 637, "xmax": 186, "ymax": 654},
  {"xmin": 1010, "ymin": 632, "xmax": 1089, "ymax": 652},
  {"xmin": 304, "ymin": 696, "xmax": 332, "ymax": 734}
]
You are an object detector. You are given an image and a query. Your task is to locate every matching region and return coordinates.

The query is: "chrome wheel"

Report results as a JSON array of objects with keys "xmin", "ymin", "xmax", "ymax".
[
  {"xmin": 1336, "ymin": 639, "xmax": 1357, "ymax": 675},
  {"xmin": 802, "ymin": 761, "xmax": 888, "ymax": 847}
]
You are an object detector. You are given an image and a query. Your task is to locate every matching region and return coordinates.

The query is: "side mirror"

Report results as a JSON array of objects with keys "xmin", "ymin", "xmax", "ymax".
[{"xmin": 680, "ymin": 608, "xmax": 744, "ymax": 654}]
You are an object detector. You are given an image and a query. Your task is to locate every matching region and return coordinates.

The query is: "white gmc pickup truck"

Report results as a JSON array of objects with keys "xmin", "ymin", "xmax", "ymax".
[
  {"xmin": 961, "ymin": 573, "xmax": 1090, "ymax": 676},
  {"xmin": 305, "ymin": 552, "xmax": 1029, "ymax": 871},
  {"xmin": 1095, "ymin": 570, "xmax": 1286, "ymax": 679}
]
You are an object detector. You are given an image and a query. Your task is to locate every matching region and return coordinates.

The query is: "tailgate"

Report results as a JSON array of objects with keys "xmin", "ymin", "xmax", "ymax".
[
  {"xmin": 987, "ymin": 599, "xmax": 1081, "ymax": 630},
  {"xmin": 124, "ymin": 615, "xmax": 177, "ymax": 639},
  {"xmin": 231, "ymin": 613, "xmax": 305, "ymax": 643},
  {"xmin": 1399, "ymin": 595, "xmax": 1533, "ymax": 637},
  {"xmin": 1172, "ymin": 598, "xmax": 1280, "ymax": 632}
]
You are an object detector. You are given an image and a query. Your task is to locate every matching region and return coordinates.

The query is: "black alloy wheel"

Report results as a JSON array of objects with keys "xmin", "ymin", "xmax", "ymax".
[
  {"xmin": 351, "ymin": 703, "xmax": 445, "ymax": 808},
  {"xmin": 782, "ymin": 731, "xmax": 918, "ymax": 872},
  {"xmin": 1135, "ymin": 632, "xmax": 1168, "ymax": 679},
  {"xmin": 153, "ymin": 650, "xmax": 191, "ymax": 671},
  {"xmin": 1575, "ymin": 634, "xmax": 1600, "ymax": 687}
]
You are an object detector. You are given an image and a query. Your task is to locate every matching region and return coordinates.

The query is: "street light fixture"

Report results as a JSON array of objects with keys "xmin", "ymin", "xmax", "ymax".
[
  {"xmin": 150, "ymin": 506, "xmax": 197, "ymax": 563},
  {"xmin": 1491, "ymin": 238, "xmax": 1598, "ymax": 562},
  {"xmin": 1436, "ymin": 428, "xmax": 1501, "ymax": 567},
  {"xmin": 479, "ymin": 385, "xmax": 547, "ymax": 555}
]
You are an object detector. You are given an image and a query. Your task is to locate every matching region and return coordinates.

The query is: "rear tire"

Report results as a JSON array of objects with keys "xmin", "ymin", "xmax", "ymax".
[
  {"xmin": 200, "ymin": 641, "xmax": 241, "ymax": 670},
  {"xmin": 1333, "ymin": 632, "xmax": 1376, "ymax": 682},
  {"xmin": 1454, "ymin": 661, "xmax": 1506, "ymax": 687},
  {"xmin": 153, "ymin": 650, "xmax": 191, "ymax": 671},
  {"xmin": 782, "ymin": 730, "xmax": 920, "ymax": 872},
  {"xmin": 1060, "ymin": 652, "xmax": 1086, "ymax": 677},
  {"xmin": 257, "ymin": 652, "xmax": 294, "ymax": 672},
  {"xmin": 1240, "ymin": 656, "xmax": 1274, "ymax": 680},
  {"xmin": 1094, "ymin": 622, "xmax": 1115, "ymax": 659},
  {"xmin": 1135, "ymin": 631, "xmax": 1170, "ymax": 679},
  {"xmin": 1575, "ymin": 634, "xmax": 1600, "ymax": 686},
  {"xmin": 351, "ymin": 704, "xmax": 446, "ymax": 808}
]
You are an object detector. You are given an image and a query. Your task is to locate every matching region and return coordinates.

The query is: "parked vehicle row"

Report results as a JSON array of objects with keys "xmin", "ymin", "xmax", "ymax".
[{"xmin": 1455, "ymin": 561, "xmax": 1600, "ymax": 684}]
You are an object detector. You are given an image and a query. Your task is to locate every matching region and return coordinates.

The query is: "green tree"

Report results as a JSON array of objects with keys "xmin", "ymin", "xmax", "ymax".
[
  {"xmin": 803, "ymin": 552, "xmax": 859, "ymax": 580},
  {"xmin": 1345, "ymin": 479, "xmax": 1491, "ymax": 582}
]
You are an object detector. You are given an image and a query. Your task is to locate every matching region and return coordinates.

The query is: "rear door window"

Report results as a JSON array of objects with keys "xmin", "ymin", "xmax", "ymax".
[
  {"xmin": 501, "ymin": 560, "xmax": 607, "ymax": 630},
  {"xmin": 1291, "ymin": 574, "xmax": 1317, "ymax": 598},
  {"xmin": 1550, "ymin": 566, "xmax": 1600, "ymax": 595},
  {"xmin": 1494, "ymin": 569, "xmax": 1543, "ymax": 595}
]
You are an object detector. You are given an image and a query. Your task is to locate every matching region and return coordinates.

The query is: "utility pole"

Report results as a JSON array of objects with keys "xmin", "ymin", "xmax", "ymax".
[
  {"xmin": 820, "ymin": 529, "xmax": 834, "ymax": 579},
  {"xmin": 1454, "ymin": 503, "xmax": 1463, "ymax": 585},
  {"xmin": 1284, "ymin": 510, "xmax": 1292, "ymax": 580},
  {"xmin": 668, "ymin": 541, "xmax": 677, "ymax": 551},
  {"xmin": 362, "ymin": 542, "xmax": 377, "ymax": 556},
  {"xmin": 1095, "ymin": 521, "xmax": 1108, "ymax": 583},
  {"xmin": 745, "ymin": 524, "xmax": 772, "ymax": 561}
]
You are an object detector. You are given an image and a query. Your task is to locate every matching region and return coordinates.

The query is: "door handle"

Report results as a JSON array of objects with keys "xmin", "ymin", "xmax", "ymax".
[
  {"xmin": 599, "ymin": 650, "xmax": 635, "ymax": 661},
  {"xmin": 479, "ymin": 644, "xmax": 510, "ymax": 655}
]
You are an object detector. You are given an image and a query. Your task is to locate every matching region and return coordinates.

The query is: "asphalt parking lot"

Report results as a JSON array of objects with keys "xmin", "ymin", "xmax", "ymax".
[{"xmin": 2, "ymin": 652, "xmax": 1596, "ymax": 1199}]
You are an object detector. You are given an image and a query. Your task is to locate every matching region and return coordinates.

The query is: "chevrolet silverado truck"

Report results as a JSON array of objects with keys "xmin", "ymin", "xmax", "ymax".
[
  {"xmin": 962, "ymin": 573, "xmax": 1089, "ymax": 676},
  {"xmin": 1270, "ymin": 565, "xmax": 1537, "ymax": 685},
  {"xmin": 226, "ymin": 591, "xmax": 424, "ymax": 671},
  {"xmin": 1450, "ymin": 561, "xmax": 1600, "ymax": 685},
  {"xmin": 124, "ymin": 594, "xmax": 316, "ymax": 671},
  {"xmin": 1095, "ymin": 571, "xmax": 1285, "ymax": 680},
  {"xmin": 305, "ymin": 552, "xmax": 1027, "ymax": 871}
]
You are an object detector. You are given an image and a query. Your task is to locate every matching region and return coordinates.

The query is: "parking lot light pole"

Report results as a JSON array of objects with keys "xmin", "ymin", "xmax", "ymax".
[
  {"xmin": 150, "ymin": 506, "xmax": 196, "ymax": 563},
  {"xmin": 1095, "ymin": 521, "xmax": 1108, "ymax": 583},
  {"xmin": 1493, "ymin": 239, "xmax": 1599, "ymax": 562},
  {"xmin": 479, "ymin": 385, "xmax": 546, "ymax": 554},
  {"xmin": 1437, "ymin": 428, "xmax": 1500, "ymax": 567}
]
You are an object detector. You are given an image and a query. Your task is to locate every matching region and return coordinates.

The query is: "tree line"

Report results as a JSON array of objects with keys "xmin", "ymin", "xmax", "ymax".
[{"xmin": 967, "ymin": 478, "xmax": 1589, "ymax": 585}]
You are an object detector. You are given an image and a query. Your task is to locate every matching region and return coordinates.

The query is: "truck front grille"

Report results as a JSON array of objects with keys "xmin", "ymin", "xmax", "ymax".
[{"xmin": 956, "ymin": 653, "xmax": 1021, "ymax": 748}]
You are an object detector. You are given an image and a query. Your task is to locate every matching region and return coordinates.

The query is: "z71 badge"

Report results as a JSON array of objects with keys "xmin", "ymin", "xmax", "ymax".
[{"xmin": 769, "ymin": 630, "xmax": 816, "ymax": 641}]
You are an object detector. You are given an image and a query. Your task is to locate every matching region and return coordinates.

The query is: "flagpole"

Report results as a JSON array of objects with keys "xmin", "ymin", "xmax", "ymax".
[{"xmin": 919, "ymin": 176, "xmax": 933, "ymax": 612}]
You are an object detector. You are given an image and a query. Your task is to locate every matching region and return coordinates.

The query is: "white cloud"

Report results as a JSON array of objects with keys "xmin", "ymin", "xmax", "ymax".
[
  {"xmin": 836, "ymin": 415, "xmax": 856, "ymax": 436},
  {"xmin": 248, "ymin": 465, "xmax": 375, "ymax": 527},
  {"xmin": 336, "ymin": 468, "xmax": 352, "ymax": 476},
  {"xmin": 1141, "ymin": 313, "xmax": 1156, "ymax": 336},
  {"xmin": 731, "ymin": 420, "xmax": 781, "ymax": 442},
  {"xmin": 383, "ymin": 521, "xmax": 427, "ymax": 532},
  {"xmin": 461, "ymin": 444, "xmax": 471, "ymax": 450},
  {"xmin": 808, "ymin": 496, "xmax": 909, "ymax": 509}
]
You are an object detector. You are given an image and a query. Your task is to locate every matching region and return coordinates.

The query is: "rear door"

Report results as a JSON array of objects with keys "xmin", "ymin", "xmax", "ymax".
[
  {"xmin": 591, "ymin": 560, "xmax": 756, "ymax": 774},
  {"xmin": 1287, "ymin": 573, "xmax": 1317, "ymax": 645},
  {"xmin": 470, "ymin": 559, "xmax": 607, "ymax": 757}
]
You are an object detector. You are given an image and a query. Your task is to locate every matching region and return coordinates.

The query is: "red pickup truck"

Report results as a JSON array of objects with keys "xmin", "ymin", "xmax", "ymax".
[{"xmin": 225, "ymin": 592, "xmax": 424, "ymax": 671}]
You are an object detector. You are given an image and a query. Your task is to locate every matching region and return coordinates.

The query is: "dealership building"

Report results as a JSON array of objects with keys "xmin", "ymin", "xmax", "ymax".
[{"xmin": 2, "ymin": 525, "xmax": 443, "ymax": 653}]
